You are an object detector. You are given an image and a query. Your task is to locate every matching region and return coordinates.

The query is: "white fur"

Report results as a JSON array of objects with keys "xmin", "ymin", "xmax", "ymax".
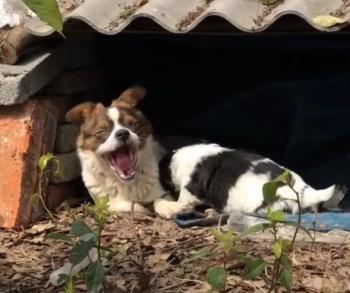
[
  {"xmin": 170, "ymin": 143, "xmax": 228, "ymax": 189},
  {"xmin": 167, "ymin": 143, "xmax": 337, "ymax": 216},
  {"xmin": 77, "ymin": 106, "xmax": 179, "ymax": 217},
  {"xmin": 50, "ymin": 106, "xmax": 177, "ymax": 286},
  {"xmin": 78, "ymin": 135, "xmax": 165, "ymax": 212}
]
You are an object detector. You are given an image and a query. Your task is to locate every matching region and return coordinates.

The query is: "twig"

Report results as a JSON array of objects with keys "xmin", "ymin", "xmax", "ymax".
[
  {"xmin": 174, "ymin": 278, "xmax": 206, "ymax": 286},
  {"xmin": 131, "ymin": 201, "xmax": 144, "ymax": 267},
  {"xmin": 37, "ymin": 170, "xmax": 56, "ymax": 221},
  {"xmin": 288, "ymin": 184, "xmax": 302, "ymax": 254},
  {"xmin": 152, "ymin": 280, "xmax": 190, "ymax": 292},
  {"xmin": 149, "ymin": 260, "xmax": 172, "ymax": 289}
]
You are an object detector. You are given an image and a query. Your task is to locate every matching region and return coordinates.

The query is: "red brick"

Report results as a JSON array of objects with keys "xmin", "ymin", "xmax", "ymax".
[{"xmin": 0, "ymin": 100, "xmax": 59, "ymax": 228}]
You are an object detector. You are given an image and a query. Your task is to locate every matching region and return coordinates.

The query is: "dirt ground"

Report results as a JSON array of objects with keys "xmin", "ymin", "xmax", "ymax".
[{"xmin": 1, "ymin": 204, "xmax": 350, "ymax": 293}]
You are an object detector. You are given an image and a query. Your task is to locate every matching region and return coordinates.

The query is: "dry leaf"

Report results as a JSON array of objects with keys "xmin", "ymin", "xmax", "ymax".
[
  {"xmin": 313, "ymin": 15, "xmax": 346, "ymax": 27},
  {"xmin": 28, "ymin": 221, "xmax": 55, "ymax": 234},
  {"xmin": 117, "ymin": 243, "xmax": 132, "ymax": 257},
  {"xmin": 302, "ymin": 275, "xmax": 323, "ymax": 291},
  {"xmin": 147, "ymin": 253, "xmax": 170, "ymax": 266},
  {"xmin": 142, "ymin": 236, "xmax": 152, "ymax": 246}
]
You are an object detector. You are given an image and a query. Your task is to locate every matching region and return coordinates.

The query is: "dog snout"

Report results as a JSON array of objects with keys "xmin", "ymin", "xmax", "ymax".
[{"xmin": 115, "ymin": 129, "xmax": 130, "ymax": 141}]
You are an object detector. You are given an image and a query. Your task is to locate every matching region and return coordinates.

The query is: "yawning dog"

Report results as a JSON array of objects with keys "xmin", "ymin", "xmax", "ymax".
[
  {"xmin": 159, "ymin": 143, "xmax": 345, "ymax": 217},
  {"xmin": 65, "ymin": 86, "xmax": 180, "ymax": 218}
]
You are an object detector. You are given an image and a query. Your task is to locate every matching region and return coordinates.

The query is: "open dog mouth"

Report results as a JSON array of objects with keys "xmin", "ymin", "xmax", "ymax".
[{"xmin": 105, "ymin": 145, "xmax": 137, "ymax": 181}]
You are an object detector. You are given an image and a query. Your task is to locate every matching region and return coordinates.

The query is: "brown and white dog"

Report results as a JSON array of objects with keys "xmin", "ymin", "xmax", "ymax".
[
  {"xmin": 65, "ymin": 86, "xmax": 183, "ymax": 219},
  {"xmin": 50, "ymin": 87, "xmax": 185, "ymax": 286}
]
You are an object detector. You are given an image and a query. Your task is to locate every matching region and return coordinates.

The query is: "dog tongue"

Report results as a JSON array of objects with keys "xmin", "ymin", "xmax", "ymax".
[{"xmin": 115, "ymin": 148, "xmax": 132, "ymax": 173}]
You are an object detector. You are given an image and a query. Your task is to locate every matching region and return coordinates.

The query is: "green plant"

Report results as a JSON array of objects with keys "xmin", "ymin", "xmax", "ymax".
[
  {"xmin": 207, "ymin": 170, "xmax": 313, "ymax": 292},
  {"xmin": 31, "ymin": 153, "xmax": 61, "ymax": 221},
  {"xmin": 47, "ymin": 196, "xmax": 110, "ymax": 293},
  {"xmin": 22, "ymin": 0, "xmax": 63, "ymax": 34}
]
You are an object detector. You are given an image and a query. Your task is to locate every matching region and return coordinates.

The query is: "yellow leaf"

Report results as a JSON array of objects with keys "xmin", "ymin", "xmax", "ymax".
[{"xmin": 313, "ymin": 15, "xmax": 345, "ymax": 27}]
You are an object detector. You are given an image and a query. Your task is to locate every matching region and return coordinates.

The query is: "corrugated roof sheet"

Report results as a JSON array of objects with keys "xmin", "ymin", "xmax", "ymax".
[{"xmin": 25, "ymin": 0, "xmax": 350, "ymax": 36}]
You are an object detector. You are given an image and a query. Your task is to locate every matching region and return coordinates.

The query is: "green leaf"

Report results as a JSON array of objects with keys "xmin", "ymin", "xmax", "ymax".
[
  {"xmin": 23, "ymin": 0, "xmax": 63, "ymax": 33},
  {"xmin": 70, "ymin": 240, "xmax": 94, "ymax": 265},
  {"xmin": 273, "ymin": 241, "xmax": 282, "ymax": 259},
  {"xmin": 38, "ymin": 153, "xmax": 55, "ymax": 171},
  {"xmin": 71, "ymin": 220, "xmax": 93, "ymax": 236},
  {"xmin": 192, "ymin": 247, "xmax": 215, "ymax": 260},
  {"xmin": 88, "ymin": 196, "xmax": 110, "ymax": 222},
  {"xmin": 280, "ymin": 254, "xmax": 292, "ymax": 270},
  {"xmin": 274, "ymin": 171, "xmax": 290, "ymax": 184},
  {"xmin": 240, "ymin": 223, "xmax": 272, "ymax": 237},
  {"xmin": 267, "ymin": 210, "xmax": 285, "ymax": 223},
  {"xmin": 57, "ymin": 273, "xmax": 70, "ymax": 285},
  {"xmin": 279, "ymin": 255, "xmax": 292, "ymax": 292},
  {"xmin": 47, "ymin": 232, "xmax": 73, "ymax": 243},
  {"xmin": 38, "ymin": 153, "xmax": 61, "ymax": 177},
  {"xmin": 211, "ymin": 228, "xmax": 235, "ymax": 253},
  {"xmin": 51, "ymin": 158, "xmax": 62, "ymax": 177},
  {"xmin": 262, "ymin": 181, "xmax": 280, "ymax": 205},
  {"xmin": 80, "ymin": 232, "xmax": 97, "ymax": 243},
  {"xmin": 207, "ymin": 267, "xmax": 227, "ymax": 290},
  {"xmin": 86, "ymin": 261, "xmax": 104, "ymax": 293},
  {"xmin": 243, "ymin": 257, "xmax": 266, "ymax": 280},
  {"xmin": 263, "ymin": 170, "xmax": 292, "ymax": 205},
  {"xmin": 64, "ymin": 279, "xmax": 75, "ymax": 293}
]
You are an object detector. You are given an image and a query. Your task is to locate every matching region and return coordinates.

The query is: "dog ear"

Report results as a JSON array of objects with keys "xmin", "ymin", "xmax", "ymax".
[
  {"xmin": 111, "ymin": 86, "xmax": 146, "ymax": 108},
  {"xmin": 65, "ymin": 102, "xmax": 97, "ymax": 124}
]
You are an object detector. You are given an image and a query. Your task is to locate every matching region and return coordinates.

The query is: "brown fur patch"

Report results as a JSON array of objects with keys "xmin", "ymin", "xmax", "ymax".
[
  {"xmin": 65, "ymin": 102, "xmax": 96, "ymax": 124},
  {"xmin": 111, "ymin": 86, "xmax": 146, "ymax": 109},
  {"xmin": 77, "ymin": 104, "xmax": 113, "ymax": 151},
  {"xmin": 117, "ymin": 107, "xmax": 152, "ymax": 148}
]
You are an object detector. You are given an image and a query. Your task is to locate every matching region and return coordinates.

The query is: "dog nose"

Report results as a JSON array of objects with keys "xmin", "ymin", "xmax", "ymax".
[{"xmin": 115, "ymin": 129, "xmax": 130, "ymax": 141}]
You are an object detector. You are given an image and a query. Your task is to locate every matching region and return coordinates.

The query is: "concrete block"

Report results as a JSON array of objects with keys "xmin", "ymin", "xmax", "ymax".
[
  {"xmin": 0, "ymin": 45, "xmax": 66, "ymax": 105},
  {"xmin": 51, "ymin": 152, "xmax": 81, "ymax": 183},
  {"xmin": 0, "ymin": 99, "xmax": 59, "ymax": 228},
  {"xmin": 54, "ymin": 124, "xmax": 79, "ymax": 154}
]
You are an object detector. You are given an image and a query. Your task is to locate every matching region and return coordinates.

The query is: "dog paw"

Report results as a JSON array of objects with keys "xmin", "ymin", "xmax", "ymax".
[{"xmin": 154, "ymin": 200, "xmax": 185, "ymax": 219}]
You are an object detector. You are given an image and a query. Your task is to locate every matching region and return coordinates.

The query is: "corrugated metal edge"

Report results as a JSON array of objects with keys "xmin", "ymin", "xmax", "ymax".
[
  {"xmin": 25, "ymin": 0, "xmax": 350, "ymax": 36},
  {"xmin": 25, "ymin": 11, "xmax": 349, "ymax": 36}
]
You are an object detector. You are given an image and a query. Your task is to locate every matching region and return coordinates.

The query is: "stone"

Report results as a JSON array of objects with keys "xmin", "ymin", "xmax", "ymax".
[
  {"xmin": 51, "ymin": 152, "xmax": 81, "ymax": 183},
  {"xmin": 54, "ymin": 124, "xmax": 79, "ymax": 154},
  {"xmin": 0, "ymin": 45, "xmax": 66, "ymax": 105},
  {"xmin": 0, "ymin": 99, "xmax": 59, "ymax": 228}
]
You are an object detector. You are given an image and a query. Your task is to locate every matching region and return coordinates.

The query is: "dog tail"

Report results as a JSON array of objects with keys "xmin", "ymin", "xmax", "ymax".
[
  {"xmin": 300, "ymin": 185, "xmax": 337, "ymax": 208},
  {"xmin": 278, "ymin": 182, "xmax": 345, "ymax": 213}
]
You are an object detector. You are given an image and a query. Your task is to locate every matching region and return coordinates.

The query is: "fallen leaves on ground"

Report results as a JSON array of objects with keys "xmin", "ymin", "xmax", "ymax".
[{"xmin": 0, "ymin": 205, "xmax": 350, "ymax": 292}]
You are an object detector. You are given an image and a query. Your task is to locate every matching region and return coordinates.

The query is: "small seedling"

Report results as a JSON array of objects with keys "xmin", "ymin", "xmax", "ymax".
[
  {"xmin": 31, "ymin": 153, "xmax": 61, "ymax": 221},
  {"xmin": 207, "ymin": 170, "xmax": 313, "ymax": 292},
  {"xmin": 47, "ymin": 196, "xmax": 110, "ymax": 293}
]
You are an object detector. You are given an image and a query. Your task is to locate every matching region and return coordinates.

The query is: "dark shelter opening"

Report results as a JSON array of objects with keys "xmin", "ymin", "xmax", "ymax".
[{"xmin": 78, "ymin": 32, "xmax": 350, "ymax": 207}]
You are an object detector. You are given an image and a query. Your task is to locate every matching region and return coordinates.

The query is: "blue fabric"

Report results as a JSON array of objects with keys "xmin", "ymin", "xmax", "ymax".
[
  {"xmin": 173, "ymin": 210, "xmax": 350, "ymax": 231},
  {"xmin": 286, "ymin": 211, "xmax": 350, "ymax": 231}
]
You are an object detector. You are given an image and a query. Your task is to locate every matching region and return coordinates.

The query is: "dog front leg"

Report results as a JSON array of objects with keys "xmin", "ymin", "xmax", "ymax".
[{"xmin": 153, "ymin": 196, "xmax": 188, "ymax": 219}]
